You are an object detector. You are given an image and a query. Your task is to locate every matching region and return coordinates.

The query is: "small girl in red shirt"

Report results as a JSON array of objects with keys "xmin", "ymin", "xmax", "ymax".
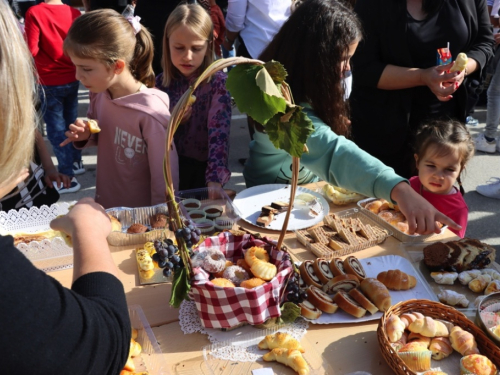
[{"xmin": 411, "ymin": 120, "xmax": 475, "ymax": 238}]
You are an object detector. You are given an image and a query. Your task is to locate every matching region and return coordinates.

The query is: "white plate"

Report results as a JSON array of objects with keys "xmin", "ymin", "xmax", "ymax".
[
  {"xmin": 233, "ymin": 184, "xmax": 329, "ymax": 231},
  {"xmin": 308, "ymin": 255, "xmax": 437, "ymax": 324}
]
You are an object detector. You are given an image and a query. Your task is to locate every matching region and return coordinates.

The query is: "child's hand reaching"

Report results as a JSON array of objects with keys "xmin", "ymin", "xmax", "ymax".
[
  {"xmin": 391, "ymin": 182, "xmax": 461, "ymax": 235},
  {"xmin": 45, "ymin": 167, "xmax": 71, "ymax": 190},
  {"xmin": 60, "ymin": 119, "xmax": 91, "ymax": 147}
]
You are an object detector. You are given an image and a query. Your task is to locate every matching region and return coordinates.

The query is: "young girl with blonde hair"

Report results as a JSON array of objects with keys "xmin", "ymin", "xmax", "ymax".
[
  {"xmin": 62, "ymin": 9, "xmax": 179, "ymax": 208},
  {"xmin": 412, "ymin": 120, "xmax": 475, "ymax": 237},
  {"xmin": 156, "ymin": 2, "xmax": 231, "ymax": 191}
]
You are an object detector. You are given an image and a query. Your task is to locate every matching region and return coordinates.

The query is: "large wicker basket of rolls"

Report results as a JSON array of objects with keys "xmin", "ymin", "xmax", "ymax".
[{"xmin": 378, "ymin": 299, "xmax": 500, "ymax": 375}]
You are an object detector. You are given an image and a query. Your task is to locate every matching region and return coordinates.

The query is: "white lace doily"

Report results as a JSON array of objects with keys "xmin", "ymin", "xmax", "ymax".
[
  {"xmin": 179, "ymin": 300, "xmax": 309, "ymax": 361},
  {"xmin": 0, "ymin": 202, "xmax": 74, "ymax": 271}
]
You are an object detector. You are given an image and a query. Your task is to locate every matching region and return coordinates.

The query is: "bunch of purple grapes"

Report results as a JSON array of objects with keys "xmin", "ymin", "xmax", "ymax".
[
  {"xmin": 285, "ymin": 270, "xmax": 308, "ymax": 304},
  {"xmin": 175, "ymin": 223, "xmax": 201, "ymax": 250},
  {"xmin": 152, "ymin": 239, "xmax": 183, "ymax": 278}
]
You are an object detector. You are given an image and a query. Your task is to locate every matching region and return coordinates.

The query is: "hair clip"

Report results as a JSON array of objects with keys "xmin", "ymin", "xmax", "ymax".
[{"xmin": 126, "ymin": 15, "xmax": 142, "ymax": 35}]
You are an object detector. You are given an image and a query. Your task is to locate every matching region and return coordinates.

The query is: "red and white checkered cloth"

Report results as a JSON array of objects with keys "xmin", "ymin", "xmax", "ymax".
[{"xmin": 188, "ymin": 232, "xmax": 293, "ymax": 329}]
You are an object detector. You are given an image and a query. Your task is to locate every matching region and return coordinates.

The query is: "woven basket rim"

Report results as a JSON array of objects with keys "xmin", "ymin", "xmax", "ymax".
[{"xmin": 377, "ymin": 299, "xmax": 500, "ymax": 375}]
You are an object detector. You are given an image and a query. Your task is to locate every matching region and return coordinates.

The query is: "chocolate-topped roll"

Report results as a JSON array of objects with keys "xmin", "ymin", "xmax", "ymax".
[
  {"xmin": 329, "ymin": 257, "xmax": 346, "ymax": 277},
  {"xmin": 312, "ymin": 258, "xmax": 334, "ymax": 285},
  {"xmin": 343, "ymin": 256, "xmax": 366, "ymax": 281}
]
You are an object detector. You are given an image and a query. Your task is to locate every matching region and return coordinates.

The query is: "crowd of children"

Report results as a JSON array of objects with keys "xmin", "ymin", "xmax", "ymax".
[{"xmin": 4, "ymin": 0, "xmax": 500, "ymax": 238}]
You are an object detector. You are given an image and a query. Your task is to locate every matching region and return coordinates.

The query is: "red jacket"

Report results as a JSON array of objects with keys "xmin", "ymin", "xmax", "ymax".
[
  {"xmin": 210, "ymin": 4, "xmax": 226, "ymax": 58},
  {"xmin": 24, "ymin": 3, "xmax": 80, "ymax": 86}
]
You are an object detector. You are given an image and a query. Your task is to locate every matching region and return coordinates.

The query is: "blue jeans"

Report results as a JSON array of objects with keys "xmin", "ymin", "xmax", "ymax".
[
  {"xmin": 222, "ymin": 45, "xmax": 235, "ymax": 72},
  {"xmin": 40, "ymin": 81, "xmax": 81, "ymax": 177}
]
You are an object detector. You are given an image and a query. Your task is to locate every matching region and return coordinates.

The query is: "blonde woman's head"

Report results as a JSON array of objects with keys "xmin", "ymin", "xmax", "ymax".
[
  {"xmin": 161, "ymin": 3, "xmax": 214, "ymax": 86},
  {"xmin": 0, "ymin": 2, "xmax": 37, "ymax": 192}
]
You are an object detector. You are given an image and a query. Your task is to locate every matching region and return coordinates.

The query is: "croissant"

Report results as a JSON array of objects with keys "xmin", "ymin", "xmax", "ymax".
[
  {"xmin": 258, "ymin": 332, "xmax": 305, "ymax": 352},
  {"xmin": 485, "ymin": 280, "xmax": 500, "ymax": 295},
  {"xmin": 360, "ymin": 278, "xmax": 392, "ymax": 312},
  {"xmin": 458, "ymin": 270, "xmax": 481, "ymax": 285},
  {"xmin": 430, "ymin": 272, "xmax": 458, "ymax": 285},
  {"xmin": 429, "ymin": 337, "xmax": 453, "ymax": 360},
  {"xmin": 408, "ymin": 317, "xmax": 449, "ymax": 338},
  {"xmin": 377, "ymin": 270, "xmax": 416, "ymax": 290},
  {"xmin": 437, "ymin": 290, "xmax": 469, "ymax": 308},
  {"xmin": 391, "ymin": 331, "xmax": 408, "ymax": 352},
  {"xmin": 449, "ymin": 326, "xmax": 480, "ymax": 356},
  {"xmin": 481, "ymin": 269, "xmax": 500, "ymax": 280},
  {"xmin": 386, "ymin": 315, "xmax": 405, "ymax": 343},
  {"xmin": 449, "ymin": 52, "xmax": 468, "ymax": 73},
  {"xmin": 407, "ymin": 332, "xmax": 431, "ymax": 348},
  {"xmin": 469, "ymin": 274, "xmax": 491, "ymax": 293},
  {"xmin": 262, "ymin": 348, "xmax": 310, "ymax": 375},
  {"xmin": 399, "ymin": 312, "xmax": 425, "ymax": 328}
]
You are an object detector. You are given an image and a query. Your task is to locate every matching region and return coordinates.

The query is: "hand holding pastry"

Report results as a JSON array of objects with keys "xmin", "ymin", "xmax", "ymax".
[{"xmin": 60, "ymin": 118, "xmax": 92, "ymax": 147}]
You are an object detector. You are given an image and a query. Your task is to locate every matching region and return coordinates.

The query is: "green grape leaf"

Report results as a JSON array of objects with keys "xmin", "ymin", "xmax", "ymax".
[
  {"xmin": 227, "ymin": 64, "xmax": 287, "ymax": 125},
  {"xmin": 169, "ymin": 267, "xmax": 191, "ymax": 308},
  {"xmin": 277, "ymin": 302, "xmax": 301, "ymax": 324},
  {"xmin": 265, "ymin": 105, "xmax": 314, "ymax": 158},
  {"xmin": 255, "ymin": 68, "xmax": 283, "ymax": 99},
  {"xmin": 264, "ymin": 60, "xmax": 288, "ymax": 83}
]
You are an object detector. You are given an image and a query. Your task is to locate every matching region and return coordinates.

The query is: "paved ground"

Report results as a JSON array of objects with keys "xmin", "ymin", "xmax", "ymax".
[{"xmin": 48, "ymin": 84, "xmax": 500, "ymax": 258}]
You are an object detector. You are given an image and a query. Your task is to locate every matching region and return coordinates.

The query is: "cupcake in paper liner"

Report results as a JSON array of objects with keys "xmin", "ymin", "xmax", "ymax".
[
  {"xmin": 398, "ymin": 342, "xmax": 432, "ymax": 372},
  {"xmin": 460, "ymin": 354, "xmax": 497, "ymax": 375},
  {"xmin": 422, "ymin": 371, "xmax": 448, "ymax": 375}
]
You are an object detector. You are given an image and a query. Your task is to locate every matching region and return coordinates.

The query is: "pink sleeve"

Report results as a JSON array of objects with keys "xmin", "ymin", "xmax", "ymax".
[{"xmin": 24, "ymin": 10, "xmax": 40, "ymax": 57}]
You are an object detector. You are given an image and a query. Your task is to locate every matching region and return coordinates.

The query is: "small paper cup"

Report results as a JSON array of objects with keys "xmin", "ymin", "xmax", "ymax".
[
  {"xmin": 182, "ymin": 198, "xmax": 201, "ymax": 211},
  {"xmin": 194, "ymin": 219, "xmax": 215, "ymax": 234},
  {"xmin": 398, "ymin": 350, "xmax": 431, "ymax": 372},
  {"xmin": 188, "ymin": 210, "xmax": 206, "ymax": 221},
  {"xmin": 203, "ymin": 204, "xmax": 223, "ymax": 219},
  {"xmin": 214, "ymin": 216, "xmax": 233, "ymax": 231}
]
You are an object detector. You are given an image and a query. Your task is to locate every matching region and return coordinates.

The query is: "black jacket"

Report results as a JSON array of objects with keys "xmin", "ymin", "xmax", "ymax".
[{"xmin": 349, "ymin": 0, "xmax": 494, "ymax": 175}]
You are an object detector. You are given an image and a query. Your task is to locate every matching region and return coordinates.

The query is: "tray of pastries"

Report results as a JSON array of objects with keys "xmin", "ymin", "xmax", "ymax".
[
  {"xmin": 405, "ymin": 238, "xmax": 498, "ymax": 312},
  {"xmin": 297, "ymin": 254, "xmax": 435, "ymax": 324},
  {"xmin": 295, "ymin": 208, "xmax": 391, "ymax": 258}
]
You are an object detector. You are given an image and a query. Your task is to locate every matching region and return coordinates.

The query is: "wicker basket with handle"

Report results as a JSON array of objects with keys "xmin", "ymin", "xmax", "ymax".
[
  {"xmin": 164, "ymin": 57, "xmax": 307, "ymax": 321},
  {"xmin": 377, "ymin": 299, "xmax": 500, "ymax": 375}
]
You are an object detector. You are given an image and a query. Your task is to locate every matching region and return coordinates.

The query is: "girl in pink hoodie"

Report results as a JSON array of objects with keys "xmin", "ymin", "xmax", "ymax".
[{"xmin": 61, "ymin": 9, "xmax": 179, "ymax": 209}]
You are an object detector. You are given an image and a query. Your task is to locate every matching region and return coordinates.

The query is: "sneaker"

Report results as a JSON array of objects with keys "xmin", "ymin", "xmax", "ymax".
[
  {"xmin": 474, "ymin": 133, "xmax": 496, "ymax": 153},
  {"xmin": 476, "ymin": 177, "xmax": 500, "ymax": 199},
  {"xmin": 73, "ymin": 161, "xmax": 85, "ymax": 175},
  {"xmin": 466, "ymin": 116, "xmax": 479, "ymax": 126},
  {"xmin": 53, "ymin": 177, "xmax": 81, "ymax": 194}
]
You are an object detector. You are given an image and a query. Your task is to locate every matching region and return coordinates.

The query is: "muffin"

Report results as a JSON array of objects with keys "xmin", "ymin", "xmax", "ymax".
[
  {"xmin": 150, "ymin": 213, "xmax": 168, "ymax": 229},
  {"xmin": 127, "ymin": 223, "xmax": 148, "ymax": 234},
  {"xmin": 423, "ymin": 372, "xmax": 448, "ymax": 375},
  {"xmin": 460, "ymin": 354, "xmax": 497, "ymax": 375},
  {"xmin": 398, "ymin": 342, "xmax": 432, "ymax": 372}
]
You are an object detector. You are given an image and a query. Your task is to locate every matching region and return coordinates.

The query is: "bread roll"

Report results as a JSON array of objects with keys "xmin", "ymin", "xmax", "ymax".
[
  {"xmin": 262, "ymin": 348, "xmax": 310, "ymax": 375},
  {"xmin": 322, "ymin": 274, "xmax": 359, "ymax": 294},
  {"xmin": 306, "ymin": 285, "xmax": 338, "ymax": 314},
  {"xmin": 400, "ymin": 312, "xmax": 425, "ymax": 328},
  {"xmin": 408, "ymin": 317, "xmax": 449, "ymax": 338},
  {"xmin": 343, "ymin": 256, "xmax": 366, "ymax": 281},
  {"xmin": 258, "ymin": 332, "xmax": 305, "ymax": 352},
  {"xmin": 430, "ymin": 272, "xmax": 458, "ymax": 285},
  {"xmin": 407, "ymin": 332, "xmax": 431, "ymax": 348},
  {"xmin": 298, "ymin": 300, "xmax": 322, "ymax": 320},
  {"xmin": 429, "ymin": 337, "xmax": 452, "ymax": 360},
  {"xmin": 386, "ymin": 315, "xmax": 405, "ymax": 343},
  {"xmin": 312, "ymin": 258, "xmax": 334, "ymax": 285},
  {"xmin": 333, "ymin": 290, "xmax": 367, "ymax": 318},
  {"xmin": 485, "ymin": 280, "xmax": 500, "ymax": 295},
  {"xmin": 348, "ymin": 288, "xmax": 378, "ymax": 315},
  {"xmin": 377, "ymin": 269, "xmax": 417, "ymax": 290},
  {"xmin": 360, "ymin": 278, "xmax": 392, "ymax": 312},
  {"xmin": 469, "ymin": 274, "xmax": 491, "ymax": 293},
  {"xmin": 449, "ymin": 326, "xmax": 480, "ymax": 356},
  {"xmin": 437, "ymin": 290, "xmax": 469, "ymax": 308},
  {"xmin": 329, "ymin": 257, "xmax": 346, "ymax": 277}
]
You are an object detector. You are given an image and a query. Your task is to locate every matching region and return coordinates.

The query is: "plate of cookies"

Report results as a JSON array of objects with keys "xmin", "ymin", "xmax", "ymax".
[
  {"xmin": 299, "ymin": 255, "xmax": 436, "ymax": 324},
  {"xmin": 233, "ymin": 184, "xmax": 329, "ymax": 231}
]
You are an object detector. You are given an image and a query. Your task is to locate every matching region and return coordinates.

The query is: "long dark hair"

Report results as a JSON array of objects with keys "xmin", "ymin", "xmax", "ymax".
[{"xmin": 259, "ymin": 0, "xmax": 362, "ymax": 136}]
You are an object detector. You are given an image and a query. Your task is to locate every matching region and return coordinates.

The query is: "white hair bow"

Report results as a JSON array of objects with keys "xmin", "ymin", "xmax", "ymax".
[{"xmin": 126, "ymin": 16, "xmax": 142, "ymax": 35}]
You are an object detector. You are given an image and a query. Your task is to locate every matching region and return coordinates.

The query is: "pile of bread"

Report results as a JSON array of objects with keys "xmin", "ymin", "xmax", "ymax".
[
  {"xmin": 194, "ymin": 246, "xmax": 278, "ymax": 289},
  {"xmin": 120, "ymin": 328, "xmax": 147, "ymax": 375},
  {"xmin": 258, "ymin": 332, "xmax": 310, "ymax": 375},
  {"xmin": 297, "ymin": 255, "xmax": 417, "ymax": 320},
  {"xmin": 296, "ymin": 213, "xmax": 388, "ymax": 256},
  {"xmin": 363, "ymin": 198, "xmax": 412, "ymax": 234},
  {"xmin": 430, "ymin": 268, "xmax": 500, "ymax": 309},
  {"xmin": 386, "ymin": 313, "xmax": 497, "ymax": 374}
]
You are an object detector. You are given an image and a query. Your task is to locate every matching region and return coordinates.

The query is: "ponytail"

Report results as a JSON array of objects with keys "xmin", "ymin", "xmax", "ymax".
[{"xmin": 131, "ymin": 27, "xmax": 155, "ymax": 88}]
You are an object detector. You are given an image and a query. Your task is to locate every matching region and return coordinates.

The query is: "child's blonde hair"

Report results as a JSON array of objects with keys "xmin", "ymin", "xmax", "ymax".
[
  {"xmin": 64, "ymin": 9, "xmax": 156, "ymax": 87},
  {"xmin": 414, "ymin": 119, "xmax": 474, "ymax": 194},
  {"xmin": 161, "ymin": 3, "xmax": 214, "ymax": 87},
  {"xmin": 0, "ymin": 3, "xmax": 37, "ymax": 184}
]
